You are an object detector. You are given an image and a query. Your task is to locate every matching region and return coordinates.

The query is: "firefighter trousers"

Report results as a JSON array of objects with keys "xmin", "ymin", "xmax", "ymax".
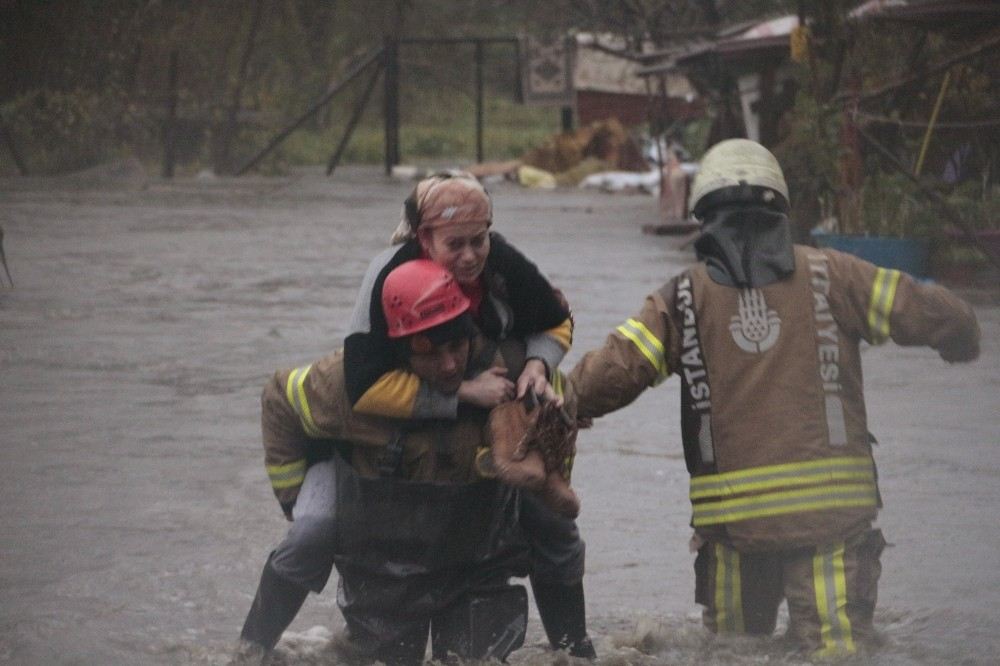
[{"xmin": 694, "ymin": 528, "xmax": 886, "ymax": 657}]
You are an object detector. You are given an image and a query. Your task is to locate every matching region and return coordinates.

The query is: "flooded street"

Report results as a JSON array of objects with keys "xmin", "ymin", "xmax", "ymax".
[{"xmin": 1, "ymin": 166, "xmax": 998, "ymax": 665}]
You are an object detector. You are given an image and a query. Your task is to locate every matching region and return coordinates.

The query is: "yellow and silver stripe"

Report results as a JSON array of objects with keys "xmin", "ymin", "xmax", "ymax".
[
  {"xmin": 714, "ymin": 543, "xmax": 745, "ymax": 633},
  {"xmin": 690, "ymin": 456, "xmax": 875, "ymax": 500},
  {"xmin": 616, "ymin": 318, "xmax": 669, "ymax": 383},
  {"xmin": 285, "ymin": 365, "xmax": 331, "ymax": 438},
  {"xmin": 266, "ymin": 458, "xmax": 307, "ymax": 490},
  {"xmin": 813, "ymin": 542, "xmax": 855, "ymax": 656},
  {"xmin": 691, "ymin": 483, "xmax": 878, "ymax": 527},
  {"xmin": 867, "ymin": 267, "xmax": 901, "ymax": 344}
]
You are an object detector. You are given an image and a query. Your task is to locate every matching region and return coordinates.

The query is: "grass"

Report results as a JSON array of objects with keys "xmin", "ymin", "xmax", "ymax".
[
  {"xmin": 275, "ymin": 95, "xmax": 563, "ymax": 167},
  {"xmin": 0, "ymin": 87, "xmax": 567, "ymax": 176}
]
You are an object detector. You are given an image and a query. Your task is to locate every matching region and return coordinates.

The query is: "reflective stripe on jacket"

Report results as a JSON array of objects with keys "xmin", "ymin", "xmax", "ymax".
[
  {"xmin": 568, "ymin": 245, "xmax": 980, "ymax": 551},
  {"xmin": 261, "ymin": 345, "xmax": 501, "ymax": 511}
]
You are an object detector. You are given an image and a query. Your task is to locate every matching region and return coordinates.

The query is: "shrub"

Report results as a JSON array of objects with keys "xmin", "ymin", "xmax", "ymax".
[{"xmin": 2, "ymin": 88, "xmax": 155, "ymax": 174}]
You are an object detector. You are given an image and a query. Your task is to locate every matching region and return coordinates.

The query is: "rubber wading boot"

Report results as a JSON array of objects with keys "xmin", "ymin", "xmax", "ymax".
[
  {"xmin": 531, "ymin": 579, "xmax": 597, "ymax": 659},
  {"xmin": 238, "ymin": 553, "xmax": 310, "ymax": 654}
]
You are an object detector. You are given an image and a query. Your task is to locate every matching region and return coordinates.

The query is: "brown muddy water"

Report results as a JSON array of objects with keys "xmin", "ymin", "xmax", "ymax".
[{"xmin": 1, "ymin": 166, "xmax": 998, "ymax": 665}]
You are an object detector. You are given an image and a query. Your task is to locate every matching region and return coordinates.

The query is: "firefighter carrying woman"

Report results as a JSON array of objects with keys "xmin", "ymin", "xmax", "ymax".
[
  {"xmin": 235, "ymin": 172, "xmax": 593, "ymax": 664},
  {"xmin": 237, "ymin": 143, "xmax": 981, "ymax": 662}
]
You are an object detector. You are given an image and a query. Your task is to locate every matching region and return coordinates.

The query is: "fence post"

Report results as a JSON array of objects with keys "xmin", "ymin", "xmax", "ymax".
[
  {"xmin": 475, "ymin": 40, "xmax": 484, "ymax": 164},
  {"xmin": 162, "ymin": 50, "xmax": 178, "ymax": 179},
  {"xmin": 561, "ymin": 106, "xmax": 573, "ymax": 132},
  {"xmin": 0, "ymin": 118, "xmax": 28, "ymax": 176},
  {"xmin": 235, "ymin": 48, "xmax": 382, "ymax": 176},
  {"xmin": 383, "ymin": 38, "xmax": 400, "ymax": 175},
  {"xmin": 327, "ymin": 60, "xmax": 384, "ymax": 176}
]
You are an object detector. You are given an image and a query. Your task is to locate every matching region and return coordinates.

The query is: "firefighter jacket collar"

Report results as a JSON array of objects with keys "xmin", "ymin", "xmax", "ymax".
[{"xmin": 694, "ymin": 204, "xmax": 795, "ymax": 288}]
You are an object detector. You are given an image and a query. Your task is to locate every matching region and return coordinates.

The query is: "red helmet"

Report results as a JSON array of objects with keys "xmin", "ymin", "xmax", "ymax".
[{"xmin": 382, "ymin": 259, "xmax": 471, "ymax": 339}]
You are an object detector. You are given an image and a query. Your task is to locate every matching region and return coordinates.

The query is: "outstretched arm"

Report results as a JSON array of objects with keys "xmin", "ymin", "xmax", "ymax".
[
  {"xmin": 825, "ymin": 249, "xmax": 980, "ymax": 362},
  {"xmin": 566, "ymin": 289, "xmax": 675, "ymax": 421}
]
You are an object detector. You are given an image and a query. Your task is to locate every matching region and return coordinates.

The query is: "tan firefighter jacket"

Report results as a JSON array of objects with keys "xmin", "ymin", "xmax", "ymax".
[
  {"xmin": 261, "ymin": 340, "xmax": 507, "ymax": 514},
  {"xmin": 567, "ymin": 245, "xmax": 980, "ymax": 552}
]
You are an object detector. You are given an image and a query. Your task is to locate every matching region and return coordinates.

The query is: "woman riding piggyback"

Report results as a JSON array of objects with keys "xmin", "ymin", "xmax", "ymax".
[{"xmin": 344, "ymin": 171, "xmax": 573, "ymax": 420}]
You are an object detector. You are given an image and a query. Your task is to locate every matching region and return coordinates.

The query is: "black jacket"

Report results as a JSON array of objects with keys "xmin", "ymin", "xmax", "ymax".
[{"xmin": 344, "ymin": 233, "xmax": 571, "ymax": 418}]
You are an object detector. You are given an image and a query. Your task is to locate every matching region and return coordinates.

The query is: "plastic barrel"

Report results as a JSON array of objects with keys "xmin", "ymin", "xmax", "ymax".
[{"xmin": 811, "ymin": 232, "xmax": 930, "ymax": 277}]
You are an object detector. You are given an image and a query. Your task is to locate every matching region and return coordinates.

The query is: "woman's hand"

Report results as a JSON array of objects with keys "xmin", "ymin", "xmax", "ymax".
[
  {"xmin": 516, "ymin": 358, "xmax": 550, "ymax": 400},
  {"xmin": 458, "ymin": 367, "xmax": 515, "ymax": 408}
]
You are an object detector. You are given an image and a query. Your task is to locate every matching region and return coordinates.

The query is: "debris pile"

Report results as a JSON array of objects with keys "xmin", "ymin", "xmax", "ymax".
[{"xmin": 465, "ymin": 118, "xmax": 651, "ymax": 190}]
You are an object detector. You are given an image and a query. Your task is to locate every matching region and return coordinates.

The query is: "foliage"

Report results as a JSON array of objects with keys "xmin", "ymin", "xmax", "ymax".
[
  {"xmin": 0, "ymin": 1, "xmax": 806, "ymax": 175},
  {"xmin": 856, "ymin": 171, "xmax": 928, "ymax": 238},
  {"xmin": 4, "ymin": 0, "xmax": 995, "ymax": 197},
  {"xmin": 771, "ymin": 89, "xmax": 841, "ymax": 234},
  {"xmin": 1, "ymin": 88, "xmax": 157, "ymax": 175},
  {"xmin": 848, "ymin": 173, "xmax": 999, "ymax": 240},
  {"xmin": 946, "ymin": 183, "xmax": 1000, "ymax": 231},
  {"xmin": 680, "ymin": 117, "xmax": 713, "ymax": 160},
  {"xmin": 0, "ymin": 1, "xmax": 559, "ymax": 174},
  {"xmin": 276, "ymin": 95, "xmax": 560, "ymax": 167}
]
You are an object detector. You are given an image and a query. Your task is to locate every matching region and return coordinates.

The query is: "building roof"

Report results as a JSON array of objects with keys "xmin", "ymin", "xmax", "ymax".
[
  {"xmin": 573, "ymin": 33, "xmax": 695, "ymax": 98},
  {"xmin": 635, "ymin": 14, "xmax": 799, "ymax": 75},
  {"xmin": 850, "ymin": 0, "xmax": 1000, "ymax": 22},
  {"xmin": 713, "ymin": 14, "xmax": 799, "ymax": 56}
]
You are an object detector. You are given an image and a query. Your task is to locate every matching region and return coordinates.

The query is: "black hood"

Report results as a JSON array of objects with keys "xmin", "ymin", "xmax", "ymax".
[{"xmin": 693, "ymin": 204, "xmax": 795, "ymax": 288}]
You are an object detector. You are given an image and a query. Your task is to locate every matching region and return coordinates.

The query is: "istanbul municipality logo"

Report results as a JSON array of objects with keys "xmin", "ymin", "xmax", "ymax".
[{"xmin": 730, "ymin": 289, "xmax": 781, "ymax": 353}]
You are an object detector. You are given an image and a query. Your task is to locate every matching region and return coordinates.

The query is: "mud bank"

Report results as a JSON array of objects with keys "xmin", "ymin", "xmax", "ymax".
[{"xmin": 1, "ymin": 166, "xmax": 997, "ymax": 664}]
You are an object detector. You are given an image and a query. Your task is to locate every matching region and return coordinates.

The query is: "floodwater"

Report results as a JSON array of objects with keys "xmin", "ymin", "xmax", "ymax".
[{"xmin": 1, "ymin": 165, "xmax": 997, "ymax": 665}]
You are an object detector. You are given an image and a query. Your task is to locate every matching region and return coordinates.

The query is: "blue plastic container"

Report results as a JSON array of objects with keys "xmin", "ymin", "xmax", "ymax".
[{"xmin": 811, "ymin": 232, "xmax": 930, "ymax": 277}]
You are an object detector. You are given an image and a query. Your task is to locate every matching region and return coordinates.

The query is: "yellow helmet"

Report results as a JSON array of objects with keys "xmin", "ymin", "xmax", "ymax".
[{"xmin": 689, "ymin": 139, "xmax": 789, "ymax": 219}]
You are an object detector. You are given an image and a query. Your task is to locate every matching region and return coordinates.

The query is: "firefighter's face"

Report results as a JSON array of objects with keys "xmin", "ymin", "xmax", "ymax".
[
  {"xmin": 407, "ymin": 337, "xmax": 470, "ymax": 394},
  {"xmin": 419, "ymin": 221, "xmax": 490, "ymax": 285}
]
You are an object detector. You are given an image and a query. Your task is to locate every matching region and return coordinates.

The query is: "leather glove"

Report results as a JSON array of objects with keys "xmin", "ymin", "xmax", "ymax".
[{"xmin": 480, "ymin": 390, "xmax": 581, "ymax": 517}]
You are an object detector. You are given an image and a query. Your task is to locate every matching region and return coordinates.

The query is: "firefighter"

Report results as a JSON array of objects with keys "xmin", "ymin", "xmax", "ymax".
[
  {"xmin": 237, "ymin": 260, "xmax": 541, "ymax": 665},
  {"xmin": 564, "ymin": 139, "xmax": 981, "ymax": 657},
  {"xmin": 343, "ymin": 171, "xmax": 595, "ymax": 657}
]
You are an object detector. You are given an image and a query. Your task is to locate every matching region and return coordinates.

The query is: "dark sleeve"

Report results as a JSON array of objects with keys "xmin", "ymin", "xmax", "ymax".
[
  {"xmin": 343, "ymin": 242, "xmax": 420, "ymax": 406},
  {"xmin": 487, "ymin": 233, "xmax": 570, "ymax": 338}
]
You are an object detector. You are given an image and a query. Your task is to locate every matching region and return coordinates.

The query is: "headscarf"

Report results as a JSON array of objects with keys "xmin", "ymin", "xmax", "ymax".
[{"xmin": 390, "ymin": 171, "xmax": 492, "ymax": 244}]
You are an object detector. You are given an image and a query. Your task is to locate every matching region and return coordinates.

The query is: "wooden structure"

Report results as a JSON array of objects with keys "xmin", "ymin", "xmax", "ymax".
[
  {"xmin": 636, "ymin": 16, "xmax": 801, "ymax": 149},
  {"xmin": 573, "ymin": 34, "xmax": 702, "ymax": 129},
  {"xmin": 390, "ymin": 37, "xmax": 519, "ymax": 171},
  {"xmin": 235, "ymin": 36, "xmax": 522, "ymax": 177}
]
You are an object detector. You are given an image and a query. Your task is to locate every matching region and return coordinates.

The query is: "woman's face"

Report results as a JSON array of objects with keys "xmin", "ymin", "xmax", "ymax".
[{"xmin": 419, "ymin": 221, "xmax": 490, "ymax": 285}]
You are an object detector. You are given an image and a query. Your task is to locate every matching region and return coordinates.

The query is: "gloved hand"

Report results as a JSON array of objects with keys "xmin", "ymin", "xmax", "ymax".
[
  {"xmin": 482, "ymin": 391, "xmax": 581, "ymax": 517},
  {"xmin": 938, "ymin": 325, "xmax": 981, "ymax": 363},
  {"xmin": 482, "ymin": 396, "xmax": 547, "ymax": 489},
  {"xmin": 531, "ymin": 398, "xmax": 581, "ymax": 518}
]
